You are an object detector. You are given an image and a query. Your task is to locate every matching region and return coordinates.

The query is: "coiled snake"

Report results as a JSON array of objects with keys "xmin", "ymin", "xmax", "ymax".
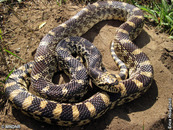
[{"xmin": 4, "ymin": 1, "xmax": 153, "ymax": 126}]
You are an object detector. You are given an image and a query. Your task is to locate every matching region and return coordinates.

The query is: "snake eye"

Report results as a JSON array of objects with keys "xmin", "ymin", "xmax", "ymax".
[{"xmin": 111, "ymin": 80, "xmax": 119, "ymax": 86}]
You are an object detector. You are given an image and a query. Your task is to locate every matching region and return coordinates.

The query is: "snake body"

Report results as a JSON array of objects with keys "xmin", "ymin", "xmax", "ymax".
[{"xmin": 4, "ymin": 1, "xmax": 153, "ymax": 126}]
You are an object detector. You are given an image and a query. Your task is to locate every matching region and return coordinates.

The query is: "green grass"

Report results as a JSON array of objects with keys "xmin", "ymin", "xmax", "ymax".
[
  {"xmin": 56, "ymin": 0, "xmax": 67, "ymax": 6},
  {"xmin": 0, "ymin": 29, "xmax": 23, "ymax": 87},
  {"xmin": 131, "ymin": 0, "xmax": 173, "ymax": 39}
]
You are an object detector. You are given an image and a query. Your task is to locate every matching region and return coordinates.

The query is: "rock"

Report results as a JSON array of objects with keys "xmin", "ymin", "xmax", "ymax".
[{"xmin": 15, "ymin": 48, "xmax": 20, "ymax": 53}]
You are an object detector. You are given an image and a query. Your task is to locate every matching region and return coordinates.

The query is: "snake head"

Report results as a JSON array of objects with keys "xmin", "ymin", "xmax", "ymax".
[{"xmin": 94, "ymin": 72, "xmax": 121, "ymax": 93}]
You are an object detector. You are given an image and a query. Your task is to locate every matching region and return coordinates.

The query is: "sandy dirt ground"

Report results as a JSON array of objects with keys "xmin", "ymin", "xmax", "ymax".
[{"xmin": 0, "ymin": 1, "xmax": 173, "ymax": 130}]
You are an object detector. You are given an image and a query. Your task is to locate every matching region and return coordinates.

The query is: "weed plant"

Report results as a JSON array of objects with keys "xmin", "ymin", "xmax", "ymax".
[{"xmin": 130, "ymin": 0, "xmax": 173, "ymax": 39}]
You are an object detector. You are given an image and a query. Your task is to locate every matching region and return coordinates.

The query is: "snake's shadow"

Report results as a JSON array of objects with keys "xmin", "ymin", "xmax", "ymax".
[{"xmin": 12, "ymin": 20, "xmax": 158, "ymax": 130}]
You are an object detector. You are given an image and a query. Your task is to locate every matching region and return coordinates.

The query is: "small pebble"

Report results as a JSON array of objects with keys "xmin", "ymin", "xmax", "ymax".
[{"xmin": 15, "ymin": 48, "xmax": 20, "ymax": 53}]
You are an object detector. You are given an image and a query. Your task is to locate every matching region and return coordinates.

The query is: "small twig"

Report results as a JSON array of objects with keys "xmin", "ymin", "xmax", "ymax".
[
  {"xmin": 40, "ymin": 0, "xmax": 48, "ymax": 7},
  {"xmin": 31, "ymin": 0, "xmax": 39, "ymax": 6},
  {"xmin": 3, "ymin": 100, "xmax": 10, "ymax": 116}
]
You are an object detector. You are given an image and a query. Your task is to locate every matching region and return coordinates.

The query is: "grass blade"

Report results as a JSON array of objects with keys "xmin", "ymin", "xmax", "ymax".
[
  {"xmin": 169, "ymin": 12, "xmax": 173, "ymax": 17},
  {"xmin": 139, "ymin": 5, "xmax": 156, "ymax": 16},
  {"xmin": 165, "ymin": 15, "xmax": 173, "ymax": 24},
  {"xmin": 0, "ymin": 29, "xmax": 3, "ymax": 41},
  {"xmin": 169, "ymin": 36, "xmax": 173, "ymax": 39},
  {"xmin": 4, "ymin": 67, "xmax": 15, "ymax": 81},
  {"xmin": 161, "ymin": 0, "xmax": 168, "ymax": 12},
  {"xmin": 130, "ymin": 0, "xmax": 136, "ymax": 5},
  {"xmin": 3, "ymin": 48, "xmax": 24, "ymax": 61},
  {"xmin": 139, "ymin": 6, "xmax": 159, "ymax": 23}
]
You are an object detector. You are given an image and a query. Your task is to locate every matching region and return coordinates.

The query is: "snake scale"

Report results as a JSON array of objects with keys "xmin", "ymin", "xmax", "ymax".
[{"xmin": 4, "ymin": 1, "xmax": 153, "ymax": 126}]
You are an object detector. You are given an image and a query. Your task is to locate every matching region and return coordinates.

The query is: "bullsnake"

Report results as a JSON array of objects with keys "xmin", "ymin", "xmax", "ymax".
[{"xmin": 4, "ymin": 1, "xmax": 153, "ymax": 126}]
